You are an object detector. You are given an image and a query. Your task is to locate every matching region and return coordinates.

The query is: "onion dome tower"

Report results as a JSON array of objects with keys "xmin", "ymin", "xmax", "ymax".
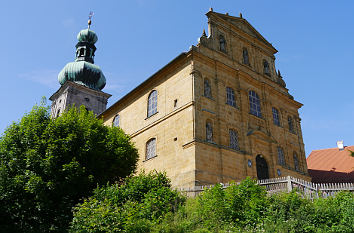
[{"xmin": 50, "ymin": 13, "xmax": 111, "ymax": 117}]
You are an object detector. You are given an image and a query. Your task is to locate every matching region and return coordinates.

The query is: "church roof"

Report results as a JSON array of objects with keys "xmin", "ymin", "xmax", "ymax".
[{"xmin": 307, "ymin": 146, "xmax": 354, "ymax": 183}]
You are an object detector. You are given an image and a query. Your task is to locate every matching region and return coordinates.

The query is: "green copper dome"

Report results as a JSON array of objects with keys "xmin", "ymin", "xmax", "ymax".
[
  {"xmin": 58, "ymin": 61, "xmax": 106, "ymax": 90},
  {"xmin": 77, "ymin": 29, "xmax": 98, "ymax": 44},
  {"xmin": 58, "ymin": 27, "xmax": 106, "ymax": 91}
]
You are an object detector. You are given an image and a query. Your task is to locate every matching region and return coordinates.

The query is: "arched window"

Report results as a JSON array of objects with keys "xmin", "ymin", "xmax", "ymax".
[
  {"xmin": 146, "ymin": 138, "xmax": 156, "ymax": 160},
  {"xmin": 249, "ymin": 90, "xmax": 262, "ymax": 118},
  {"xmin": 229, "ymin": 129, "xmax": 239, "ymax": 150},
  {"xmin": 288, "ymin": 116, "xmax": 295, "ymax": 133},
  {"xmin": 272, "ymin": 107, "xmax": 280, "ymax": 126},
  {"xmin": 206, "ymin": 121, "xmax": 213, "ymax": 142},
  {"xmin": 147, "ymin": 90, "xmax": 157, "ymax": 117},
  {"xmin": 219, "ymin": 35, "xmax": 226, "ymax": 52},
  {"xmin": 226, "ymin": 87, "xmax": 236, "ymax": 107},
  {"xmin": 204, "ymin": 79, "xmax": 212, "ymax": 98},
  {"xmin": 263, "ymin": 59, "xmax": 270, "ymax": 76},
  {"xmin": 293, "ymin": 153, "xmax": 300, "ymax": 171},
  {"xmin": 79, "ymin": 47, "xmax": 85, "ymax": 57},
  {"xmin": 112, "ymin": 114, "xmax": 120, "ymax": 127},
  {"xmin": 277, "ymin": 147, "xmax": 285, "ymax": 165},
  {"xmin": 242, "ymin": 48, "xmax": 249, "ymax": 65}
]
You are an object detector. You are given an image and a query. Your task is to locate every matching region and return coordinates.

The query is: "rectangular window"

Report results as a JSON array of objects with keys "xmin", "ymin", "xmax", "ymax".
[
  {"xmin": 277, "ymin": 147, "xmax": 285, "ymax": 165},
  {"xmin": 272, "ymin": 108, "xmax": 280, "ymax": 126},
  {"xmin": 229, "ymin": 129, "xmax": 239, "ymax": 150},
  {"xmin": 226, "ymin": 87, "xmax": 236, "ymax": 107},
  {"xmin": 249, "ymin": 91, "xmax": 262, "ymax": 118}
]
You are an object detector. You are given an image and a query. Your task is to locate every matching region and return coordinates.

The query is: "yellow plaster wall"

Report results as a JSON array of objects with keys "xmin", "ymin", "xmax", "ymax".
[{"xmin": 102, "ymin": 61, "xmax": 197, "ymax": 188}]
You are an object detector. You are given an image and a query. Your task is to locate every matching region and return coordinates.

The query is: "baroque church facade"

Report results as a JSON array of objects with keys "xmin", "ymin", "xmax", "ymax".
[{"xmin": 51, "ymin": 10, "xmax": 311, "ymax": 190}]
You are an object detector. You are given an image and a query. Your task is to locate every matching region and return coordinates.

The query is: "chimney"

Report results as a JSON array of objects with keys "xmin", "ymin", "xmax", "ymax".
[{"xmin": 337, "ymin": 140, "xmax": 344, "ymax": 151}]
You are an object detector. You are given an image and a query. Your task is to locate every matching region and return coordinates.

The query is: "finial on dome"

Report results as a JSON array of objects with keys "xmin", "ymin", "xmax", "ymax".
[
  {"xmin": 239, "ymin": 13, "xmax": 243, "ymax": 18},
  {"xmin": 202, "ymin": 29, "xmax": 206, "ymax": 37},
  {"xmin": 209, "ymin": 7, "xmax": 213, "ymax": 12},
  {"xmin": 88, "ymin": 11, "xmax": 94, "ymax": 29}
]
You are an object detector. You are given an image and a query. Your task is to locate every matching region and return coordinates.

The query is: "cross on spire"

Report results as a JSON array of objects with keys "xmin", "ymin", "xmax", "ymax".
[{"xmin": 88, "ymin": 11, "xmax": 94, "ymax": 29}]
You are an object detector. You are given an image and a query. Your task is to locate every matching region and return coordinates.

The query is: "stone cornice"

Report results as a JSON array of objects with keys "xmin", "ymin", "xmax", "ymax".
[
  {"xmin": 49, "ymin": 81, "xmax": 111, "ymax": 101},
  {"xmin": 100, "ymin": 52, "xmax": 192, "ymax": 119},
  {"xmin": 129, "ymin": 101, "xmax": 194, "ymax": 138}
]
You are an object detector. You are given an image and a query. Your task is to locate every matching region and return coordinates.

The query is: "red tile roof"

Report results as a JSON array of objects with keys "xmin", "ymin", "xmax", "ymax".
[{"xmin": 307, "ymin": 146, "xmax": 354, "ymax": 183}]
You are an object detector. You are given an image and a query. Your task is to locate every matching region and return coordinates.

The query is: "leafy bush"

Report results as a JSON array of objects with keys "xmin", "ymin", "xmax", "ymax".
[
  {"xmin": 149, "ymin": 179, "xmax": 353, "ymax": 233},
  {"xmin": 0, "ymin": 105, "xmax": 138, "ymax": 232},
  {"xmin": 70, "ymin": 171, "xmax": 185, "ymax": 232}
]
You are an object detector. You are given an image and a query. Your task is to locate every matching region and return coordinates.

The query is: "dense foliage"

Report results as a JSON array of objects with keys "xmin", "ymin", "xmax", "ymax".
[
  {"xmin": 71, "ymin": 175, "xmax": 354, "ymax": 233},
  {"xmin": 0, "ymin": 105, "xmax": 139, "ymax": 232},
  {"xmin": 1, "ymin": 104, "xmax": 352, "ymax": 232},
  {"xmin": 70, "ymin": 171, "xmax": 185, "ymax": 232}
]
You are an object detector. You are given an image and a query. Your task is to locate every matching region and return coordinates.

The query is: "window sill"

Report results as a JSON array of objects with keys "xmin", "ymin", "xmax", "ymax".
[
  {"xmin": 202, "ymin": 95, "xmax": 215, "ymax": 101},
  {"xmin": 242, "ymin": 63, "xmax": 251, "ymax": 67},
  {"xmin": 249, "ymin": 112, "xmax": 264, "ymax": 120},
  {"xmin": 205, "ymin": 140, "xmax": 216, "ymax": 145},
  {"xmin": 143, "ymin": 155, "xmax": 157, "ymax": 162},
  {"xmin": 145, "ymin": 111, "xmax": 159, "ymax": 120},
  {"xmin": 229, "ymin": 146, "xmax": 241, "ymax": 152},
  {"xmin": 226, "ymin": 103, "xmax": 238, "ymax": 109}
]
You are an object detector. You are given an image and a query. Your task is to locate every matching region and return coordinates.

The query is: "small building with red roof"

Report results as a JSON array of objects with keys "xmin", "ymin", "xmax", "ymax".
[{"xmin": 307, "ymin": 145, "xmax": 354, "ymax": 183}]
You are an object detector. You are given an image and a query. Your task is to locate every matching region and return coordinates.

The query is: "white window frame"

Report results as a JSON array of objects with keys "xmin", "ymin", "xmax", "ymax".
[
  {"xmin": 146, "ymin": 138, "xmax": 156, "ymax": 160},
  {"xmin": 147, "ymin": 90, "xmax": 157, "ymax": 117}
]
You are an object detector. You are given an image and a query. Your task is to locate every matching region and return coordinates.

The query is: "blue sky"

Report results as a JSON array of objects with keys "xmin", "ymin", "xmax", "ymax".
[{"xmin": 1, "ymin": 0, "xmax": 353, "ymax": 156}]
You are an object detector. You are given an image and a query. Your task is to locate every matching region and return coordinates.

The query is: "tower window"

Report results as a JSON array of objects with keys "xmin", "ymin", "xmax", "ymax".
[
  {"xmin": 219, "ymin": 35, "xmax": 226, "ymax": 52},
  {"xmin": 174, "ymin": 99, "xmax": 178, "ymax": 108},
  {"xmin": 226, "ymin": 87, "xmax": 236, "ymax": 107},
  {"xmin": 79, "ymin": 47, "xmax": 85, "ymax": 57},
  {"xmin": 204, "ymin": 79, "xmax": 212, "ymax": 98},
  {"xmin": 242, "ymin": 48, "xmax": 249, "ymax": 65},
  {"xmin": 229, "ymin": 129, "xmax": 239, "ymax": 150},
  {"xmin": 249, "ymin": 90, "xmax": 262, "ymax": 118},
  {"xmin": 206, "ymin": 121, "xmax": 213, "ymax": 142},
  {"xmin": 263, "ymin": 60, "xmax": 270, "ymax": 76},
  {"xmin": 147, "ymin": 90, "xmax": 157, "ymax": 117},
  {"xmin": 277, "ymin": 147, "xmax": 285, "ymax": 165},
  {"xmin": 272, "ymin": 107, "xmax": 280, "ymax": 126},
  {"xmin": 146, "ymin": 138, "xmax": 156, "ymax": 160},
  {"xmin": 56, "ymin": 108, "xmax": 61, "ymax": 117},
  {"xmin": 112, "ymin": 114, "xmax": 120, "ymax": 127}
]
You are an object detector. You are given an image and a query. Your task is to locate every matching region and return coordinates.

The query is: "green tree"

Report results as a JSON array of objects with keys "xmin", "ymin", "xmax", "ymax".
[{"xmin": 0, "ymin": 105, "xmax": 139, "ymax": 233}]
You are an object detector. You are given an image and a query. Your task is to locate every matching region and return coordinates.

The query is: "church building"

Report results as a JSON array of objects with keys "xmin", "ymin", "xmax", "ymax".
[{"xmin": 51, "ymin": 10, "xmax": 311, "ymax": 190}]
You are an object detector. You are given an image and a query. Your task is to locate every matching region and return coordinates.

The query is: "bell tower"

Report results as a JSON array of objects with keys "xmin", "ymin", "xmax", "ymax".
[{"xmin": 49, "ymin": 13, "xmax": 111, "ymax": 117}]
